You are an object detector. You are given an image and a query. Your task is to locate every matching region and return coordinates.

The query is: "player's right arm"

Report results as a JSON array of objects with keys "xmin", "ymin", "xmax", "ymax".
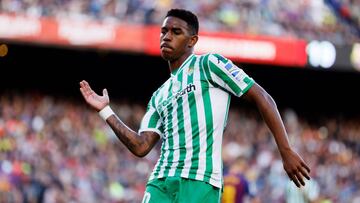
[{"xmin": 79, "ymin": 80, "xmax": 160, "ymax": 157}]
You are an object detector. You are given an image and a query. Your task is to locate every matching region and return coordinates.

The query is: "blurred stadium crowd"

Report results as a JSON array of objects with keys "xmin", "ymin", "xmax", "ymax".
[
  {"xmin": 1, "ymin": 0, "xmax": 359, "ymax": 45},
  {"xmin": 1, "ymin": 93, "xmax": 359, "ymax": 203},
  {"xmin": 1, "ymin": 0, "xmax": 360, "ymax": 202}
]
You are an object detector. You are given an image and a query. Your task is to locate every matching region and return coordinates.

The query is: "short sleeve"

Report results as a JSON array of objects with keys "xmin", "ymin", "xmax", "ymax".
[
  {"xmin": 204, "ymin": 53, "xmax": 254, "ymax": 97},
  {"xmin": 138, "ymin": 94, "xmax": 164, "ymax": 138}
]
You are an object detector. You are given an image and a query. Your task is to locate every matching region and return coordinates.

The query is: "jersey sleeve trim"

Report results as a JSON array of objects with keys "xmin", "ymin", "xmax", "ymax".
[
  {"xmin": 138, "ymin": 128, "xmax": 163, "ymax": 139},
  {"xmin": 241, "ymin": 79, "xmax": 255, "ymax": 95}
]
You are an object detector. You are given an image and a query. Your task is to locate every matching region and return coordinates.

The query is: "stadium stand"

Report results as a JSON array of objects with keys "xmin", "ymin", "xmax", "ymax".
[
  {"xmin": 1, "ymin": 0, "xmax": 359, "ymax": 44},
  {"xmin": 0, "ymin": 92, "xmax": 359, "ymax": 203}
]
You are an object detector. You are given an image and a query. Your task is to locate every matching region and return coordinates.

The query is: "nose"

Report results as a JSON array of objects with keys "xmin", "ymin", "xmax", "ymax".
[{"xmin": 162, "ymin": 32, "xmax": 172, "ymax": 41}]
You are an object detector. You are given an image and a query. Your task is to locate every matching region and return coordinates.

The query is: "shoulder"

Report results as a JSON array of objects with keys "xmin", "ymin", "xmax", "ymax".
[
  {"xmin": 197, "ymin": 53, "xmax": 231, "ymax": 66},
  {"xmin": 153, "ymin": 78, "xmax": 171, "ymax": 96},
  {"xmin": 147, "ymin": 78, "xmax": 171, "ymax": 108},
  {"xmin": 199, "ymin": 53, "xmax": 233, "ymax": 72}
]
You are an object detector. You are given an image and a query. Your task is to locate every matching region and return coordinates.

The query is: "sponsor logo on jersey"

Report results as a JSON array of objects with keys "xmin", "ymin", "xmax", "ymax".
[
  {"xmin": 162, "ymin": 83, "xmax": 196, "ymax": 107},
  {"xmin": 224, "ymin": 62, "xmax": 243, "ymax": 82},
  {"xmin": 225, "ymin": 63, "xmax": 232, "ymax": 70},
  {"xmin": 214, "ymin": 54, "xmax": 227, "ymax": 64},
  {"xmin": 174, "ymin": 83, "xmax": 196, "ymax": 100},
  {"xmin": 231, "ymin": 70, "xmax": 240, "ymax": 77},
  {"xmin": 233, "ymin": 72, "xmax": 243, "ymax": 81}
]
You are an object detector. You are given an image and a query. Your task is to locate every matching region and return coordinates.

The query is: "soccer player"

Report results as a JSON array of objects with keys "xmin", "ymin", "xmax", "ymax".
[
  {"xmin": 222, "ymin": 157, "xmax": 257, "ymax": 203},
  {"xmin": 79, "ymin": 8, "xmax": 310, "ymax": 203}
]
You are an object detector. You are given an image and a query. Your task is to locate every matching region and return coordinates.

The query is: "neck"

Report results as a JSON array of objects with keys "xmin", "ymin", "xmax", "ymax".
[{"xmin": 168, "ymin": 52, "xmax": 192, "ymax": 74}]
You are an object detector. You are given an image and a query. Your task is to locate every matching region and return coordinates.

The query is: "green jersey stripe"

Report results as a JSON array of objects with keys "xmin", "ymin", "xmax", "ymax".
[
  {"xmin": 167, "ymin": 87, "xmax": 181, "ymax": 176},
  {"xmin": 160, "ymin": 103, "xmax": 174, "ymax": 177},
  {"xmin": 157, "ymin": 82, "xmax": 174, "ymax": 178},
  {"xmin": 201, "ymin": 54, "xmax": 216, "ymax": 88},
  {"xmin": 186, "ymin": 58, "xmax": 200, "ymax": 179},
  {"xmin": 174, "ymin": 70, "xmax": 186, "ymax": 177},
  {"xmin": 147, "ymin": 109, "xmax": 161, "ymax": 128},
  {"xmin": 199, "ymin": 56, "xmax": 214, "ymax": 183},
  {"xmin": 179, "ymin": 61, "xmax": 193, "ymax": 178},
  {"xmin": 193, "ymin": 56, "xmax": 208, "ymax": 181},
  {"xmin": 150, "ymin": 140, "xmax": 165, "ymax": 179}
]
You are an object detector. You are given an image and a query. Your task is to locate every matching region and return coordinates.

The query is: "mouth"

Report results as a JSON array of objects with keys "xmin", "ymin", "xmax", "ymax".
[{"xmin": 160, "ymin": 43, "xmax": 173, "ymax": 50}]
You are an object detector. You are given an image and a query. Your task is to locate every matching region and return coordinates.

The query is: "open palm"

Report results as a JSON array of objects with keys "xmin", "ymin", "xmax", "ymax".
[{"xmin": 79, "ymin": 80, "xmax": 109, "ymax": 111}]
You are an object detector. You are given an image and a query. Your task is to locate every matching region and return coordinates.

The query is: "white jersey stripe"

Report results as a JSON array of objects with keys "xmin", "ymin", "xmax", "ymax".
[
  {"xmin": 180, "ymin": 67, "xmax": 193, "ymax": 178},
  {"xmin": 168, "ymin": 99, "xmax": 180, "ymax": 177}
]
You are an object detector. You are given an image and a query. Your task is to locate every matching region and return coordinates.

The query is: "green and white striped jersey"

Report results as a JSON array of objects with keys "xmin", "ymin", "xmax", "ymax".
[{"xmin": 139, "ymin": 53, "xmax": 254, "ymax": 188}]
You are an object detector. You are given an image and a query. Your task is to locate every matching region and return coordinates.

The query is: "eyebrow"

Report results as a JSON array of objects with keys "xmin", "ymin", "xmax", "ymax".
[
  {"xmin": 171, "ymin": 27, "xmax": 182, "ymax": 32},
  {"xmin": 161, "ymin": 25, "xmax": 184, "ymax": 30}
]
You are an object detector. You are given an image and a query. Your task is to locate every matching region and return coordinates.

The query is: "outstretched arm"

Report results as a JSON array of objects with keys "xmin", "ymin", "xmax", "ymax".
[
  {"xmin": 242, "ymin": 82, "xmax": 310, "ymax": 187},
  {"xmin": 79, "ymin": 80, "xmax": 160, "ymax": 157}
]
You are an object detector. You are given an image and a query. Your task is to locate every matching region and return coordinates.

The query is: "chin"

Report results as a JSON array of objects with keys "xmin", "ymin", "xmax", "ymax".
[{"xmin": 161, "ymin": 52, "xmax": 174, "ymax": 61}]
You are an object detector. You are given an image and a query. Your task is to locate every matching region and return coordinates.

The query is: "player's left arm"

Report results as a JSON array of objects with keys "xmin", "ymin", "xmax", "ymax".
[
  {"xmin": 205, "ymin": 53, "xmax": 310, "ymax": 187},
  {"xmin": 242, "ymin": 83, "xmax": 311, "ymax": 188}
]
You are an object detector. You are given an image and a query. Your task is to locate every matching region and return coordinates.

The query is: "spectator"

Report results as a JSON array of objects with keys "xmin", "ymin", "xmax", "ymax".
[
  {"xmin": 222, "ymin": 156, "xmax": 259, "ymax": 203},
  {"xmin": 0, "ymin": 92, "xmax": 360, "ymax": 202},
  {"xmin": 0, "ymin": 0, "xmax": 359, "ymax": 44}
]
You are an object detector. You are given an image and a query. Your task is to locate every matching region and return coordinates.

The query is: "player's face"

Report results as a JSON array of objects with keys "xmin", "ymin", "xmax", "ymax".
[{"xmin": 160, "ymin": 17, "xmax": 196, "ymax": 61}]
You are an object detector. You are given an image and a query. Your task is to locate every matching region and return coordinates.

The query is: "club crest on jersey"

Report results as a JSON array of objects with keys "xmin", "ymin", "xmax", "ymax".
[{"xmin": 187, "ymin": 67, "xmax": 194, "ymax": 75}]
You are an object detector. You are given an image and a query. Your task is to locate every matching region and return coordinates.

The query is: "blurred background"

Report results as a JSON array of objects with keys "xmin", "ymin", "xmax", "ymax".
[{"xmin": 0, "ymin": 0, "xmax": 360, "ymax": 202}]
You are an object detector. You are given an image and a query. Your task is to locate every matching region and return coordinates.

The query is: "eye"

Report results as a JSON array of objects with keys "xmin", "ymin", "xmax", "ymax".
[
  {"xmin": 172, "ymin": 28, "xmax": 183, "ymax": 35},
  {"xmin": 161, "ymin": 28, "xmax": 167, "ymax": 35}
]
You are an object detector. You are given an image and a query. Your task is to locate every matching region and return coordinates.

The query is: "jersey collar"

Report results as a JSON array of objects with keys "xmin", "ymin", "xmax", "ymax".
[{"xmin": 171, "ymin": 54, "xmax": 195, "ymax": 77}]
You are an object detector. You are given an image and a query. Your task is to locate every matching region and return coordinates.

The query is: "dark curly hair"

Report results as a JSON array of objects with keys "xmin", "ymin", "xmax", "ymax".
[{"xmin": 166, "ymin": 9, "xmax": 199, "ymax": 35}]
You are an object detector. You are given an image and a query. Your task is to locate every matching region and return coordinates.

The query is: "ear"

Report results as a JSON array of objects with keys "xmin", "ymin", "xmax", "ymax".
[{"xmin": 188, "ymin": 35, "xmax": 198, "ymax": 48}]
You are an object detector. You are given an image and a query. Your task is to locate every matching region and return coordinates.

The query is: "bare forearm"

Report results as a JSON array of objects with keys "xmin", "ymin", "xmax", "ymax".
[
  {"xmin": 245, "ymin": 84, "xmax": 311, "ymax": 187},
  {"xmin": 256, "ymin": 93, "xmax": 291, "ymax": 153},
  {"xmin": 106, "ymin": 115, "xmax": 149, "ymax": 157}
]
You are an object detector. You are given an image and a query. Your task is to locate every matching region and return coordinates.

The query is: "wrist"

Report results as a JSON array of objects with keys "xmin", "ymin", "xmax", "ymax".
[
  {"xmin": 279, "ymin": 146, "xmax": 292, "ymax": 155},
  {"xmin": 99, "ymin": 105, "xmax": 114, "ymax": 121}
]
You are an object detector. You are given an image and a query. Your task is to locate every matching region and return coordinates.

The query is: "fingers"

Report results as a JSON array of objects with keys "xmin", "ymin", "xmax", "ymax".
[
  {"xmin": 288, "ymin": 173, "xmax": 301, "ymax": 188},
  {"xmin": 79, "ymin": 87, "xmax": 87, "ymax": 98},
  {"xmin": 79, "ymin": 80, "xmax": 93, "ymax": 97},
  {"xmin": 287, "ymin": 171, "xmax": 304, "ymax": 187},
  {"xmin": 296, "ymin": 172, "xmax": 305, "ymax": 186},
  {"xmin": 103, "ymin": 88, "xmax": 108, "ymax": 97},
  {"xmin": 301, "ymin": 162, "xmax": 311, "ymax": 173},
  {"xmin": 80, "ymin": 80, "xmax": 90, "ymax": 90},
  {"xmin": 298, "ymin": 165, "xmax": 311, "ymax": 180},
  {"xmin": 287, "ymin": 166, "xmax": 311, "ymax": 188}
]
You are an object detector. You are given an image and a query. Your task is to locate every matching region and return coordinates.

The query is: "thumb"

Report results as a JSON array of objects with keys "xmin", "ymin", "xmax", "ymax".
[{"xmin": 102, "ymin": 88, "xmax": 108, "ymax": 97}]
